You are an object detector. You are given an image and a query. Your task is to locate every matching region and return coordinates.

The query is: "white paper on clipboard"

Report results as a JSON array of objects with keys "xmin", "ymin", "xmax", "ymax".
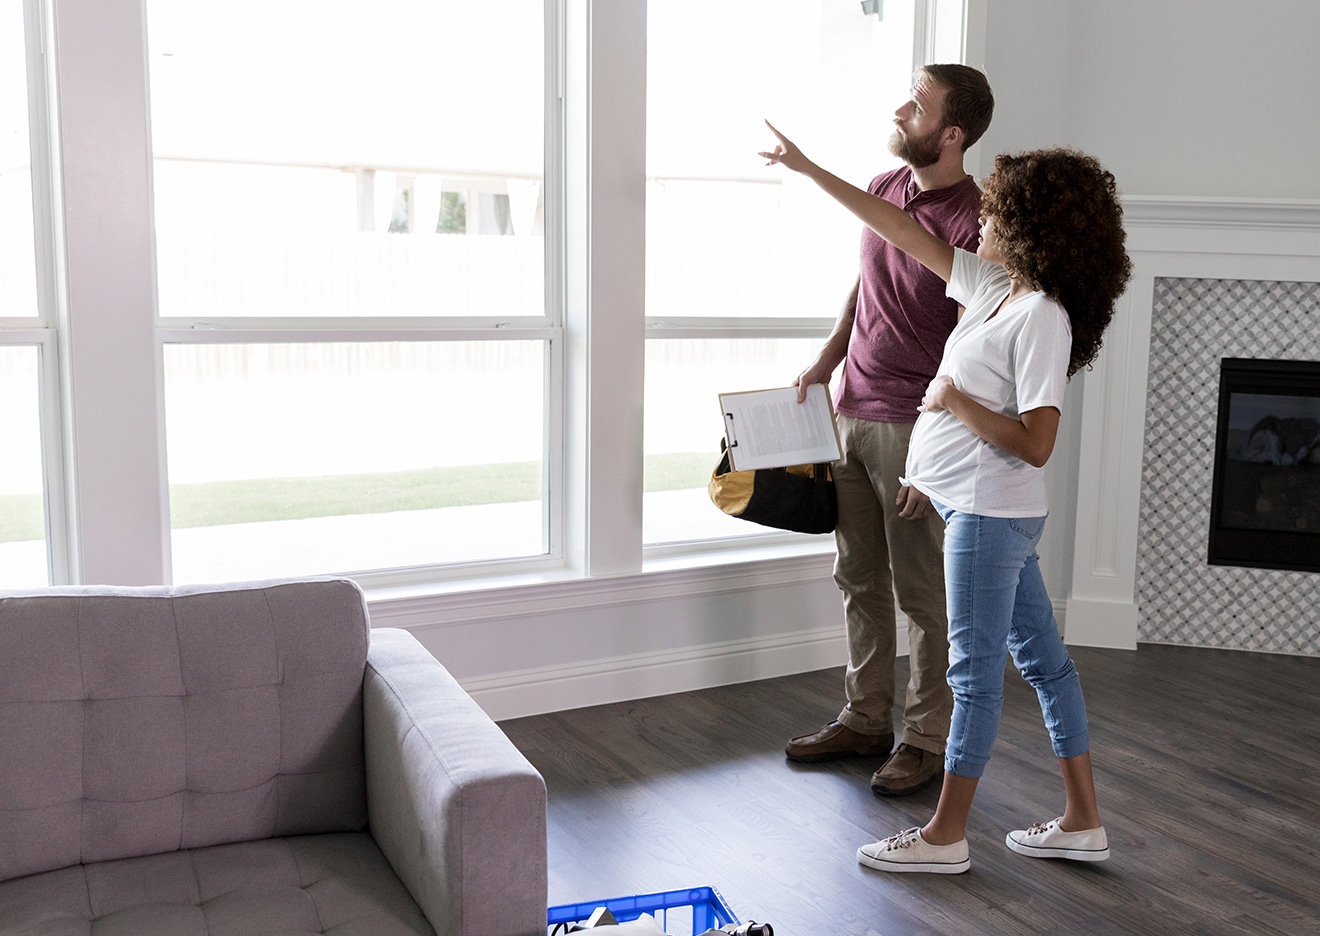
[{"xmin": 718, "ymin": 383, "xmax": 842, "ymax": 471}]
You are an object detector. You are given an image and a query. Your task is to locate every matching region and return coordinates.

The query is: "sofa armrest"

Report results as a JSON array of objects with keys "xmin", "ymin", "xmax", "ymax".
[{"xmin": 364, "ymin": 628, "xmax": 547, "ymax": 936}]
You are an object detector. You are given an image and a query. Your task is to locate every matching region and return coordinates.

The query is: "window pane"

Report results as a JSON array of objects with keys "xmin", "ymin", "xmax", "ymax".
[
  {"xmin": 1, "ymin": 3, "xmax": 39, "ymax": 320},
  {"xmin": 0, "ymin": 346, "xmax": 48, "ymax": 585},
  {"xmin": 646, "ymin": 0, "xmax": 915, "ymax": 318},
  {"xmin": 644, "ymin": 338, "xmax": 829, "ymax": 545},
  {"xmin": 146, "ymin": 0, "xmax": 544, "ymax": 318},
  {"xmin": 164, "ymin": 341, "xmax": 546, "ymax": 582}
]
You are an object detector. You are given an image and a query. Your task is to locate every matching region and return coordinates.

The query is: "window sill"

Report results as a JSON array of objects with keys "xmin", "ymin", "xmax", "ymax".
[{"xmin": 362, "ymin": 535, "xmax": 836, "ymax": 629}]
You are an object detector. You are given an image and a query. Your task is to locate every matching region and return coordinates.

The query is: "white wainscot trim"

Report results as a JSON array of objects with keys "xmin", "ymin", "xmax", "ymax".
[
  {"xmin": 1065, "ymin": 195, "xmax": 1320, "ymax": 650},
  {"xmin": 365, "ymin": 551, "xmax": 852, "ymax": 720}
]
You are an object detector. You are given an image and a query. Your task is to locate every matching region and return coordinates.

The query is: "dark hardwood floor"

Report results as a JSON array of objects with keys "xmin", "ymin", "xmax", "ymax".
[{"xmin": 500, "ymin": 643, "xmax": 1320, "ymax": 936}]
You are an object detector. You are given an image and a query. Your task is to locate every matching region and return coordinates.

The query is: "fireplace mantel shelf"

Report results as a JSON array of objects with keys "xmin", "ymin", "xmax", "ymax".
[{"xmin": 1125, "ymin": 195, "xmax": 1320, "ymax": 230}]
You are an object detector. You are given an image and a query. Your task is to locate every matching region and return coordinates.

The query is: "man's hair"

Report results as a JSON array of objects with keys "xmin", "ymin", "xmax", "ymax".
[{"xmin": 918, "ymin": 64, "xmax": 994, "ymax": 151}]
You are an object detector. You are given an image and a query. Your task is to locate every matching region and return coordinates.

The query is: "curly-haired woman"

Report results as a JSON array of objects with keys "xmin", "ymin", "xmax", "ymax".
[{"xmin": 761, "ymin": 123, "xmax": 1132, "ymax": 874}]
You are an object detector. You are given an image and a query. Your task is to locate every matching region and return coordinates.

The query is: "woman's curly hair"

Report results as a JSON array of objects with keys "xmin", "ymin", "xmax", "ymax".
[{"xmin": 981, "ymin": 148, "xmax": 1133, "ymax": 376}]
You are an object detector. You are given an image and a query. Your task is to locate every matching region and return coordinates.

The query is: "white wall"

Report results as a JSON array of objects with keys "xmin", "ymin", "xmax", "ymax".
[
  {"xmin": 979, "ymin": 0, "xmax": 1320, "ymax": 199},
  {"xmin": 969, "ymin": 0, "xmax": 1071, "ymax": 166}
]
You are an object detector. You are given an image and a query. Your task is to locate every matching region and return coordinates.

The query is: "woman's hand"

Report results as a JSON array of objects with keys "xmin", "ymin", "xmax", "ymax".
[
  {"xmin": 760, "ymin": 120, "xmax": 955, "ymax": 284},
  {"xmin": 759, "ymin": 120, "xmax": 815, "ymax": 175},
  {"xmin": 919, "ymin": 375, "xmax": 957, "ymax": 413},
  {"xmin": 919, "ymin": 373, "xmax": 1061, "ymax": 468}
]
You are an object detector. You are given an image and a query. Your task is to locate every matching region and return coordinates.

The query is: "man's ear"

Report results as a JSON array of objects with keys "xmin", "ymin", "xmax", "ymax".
[{"xmin": 942, "ymin": 124, "xmax": 965, "ymax": 152}]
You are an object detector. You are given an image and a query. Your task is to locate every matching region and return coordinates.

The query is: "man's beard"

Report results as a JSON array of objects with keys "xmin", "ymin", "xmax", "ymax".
[{"xmin": 888, "ymin": 125, "xmax": 944, "ymax": 168}]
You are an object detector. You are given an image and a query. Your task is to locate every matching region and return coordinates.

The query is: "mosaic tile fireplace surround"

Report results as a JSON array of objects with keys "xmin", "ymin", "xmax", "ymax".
[
  {"xmin": 1139, "ymin": 278, "xmax": 1320, "ymax": 653},
  {"xmin": 1059, "ymin": 199, "xmax": 1320, "ymax": 658}
]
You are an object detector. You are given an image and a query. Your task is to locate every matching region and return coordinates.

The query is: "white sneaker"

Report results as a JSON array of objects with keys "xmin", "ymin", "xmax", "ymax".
[
  {"xmin": 1006, "ymin": 818, "xmax": 1109, "ymax": 862},
  {"xmin": 857, "ymin": 827, "xmax": 970, "ymax": 874}
]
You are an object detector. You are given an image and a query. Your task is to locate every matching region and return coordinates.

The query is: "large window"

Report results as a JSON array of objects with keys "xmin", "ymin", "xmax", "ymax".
[
  {"xmin": 17, "ymin": 0, "xmax": 957, "ymax": 589},
  {"xmin": 643, "ymin": 0, "xmax": 918, "ymax": 547},
  {"xmin": 146, "ymin": 0, "xmax": 548, "ymax": 583}
]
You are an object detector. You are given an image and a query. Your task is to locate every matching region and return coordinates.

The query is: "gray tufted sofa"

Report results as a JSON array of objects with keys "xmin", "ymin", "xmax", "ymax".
[{"xmin": 0, "ymin": 578, "xmax": 547, "ymax": 936}]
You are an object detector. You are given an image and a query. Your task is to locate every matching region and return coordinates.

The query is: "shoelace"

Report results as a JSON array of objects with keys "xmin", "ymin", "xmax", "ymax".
[
  {"xmin": 880, "ymin": 828, "xmax": 923, "ymax": 851},
  {"xmin": 1024, "ymin": 819, "xmax": 1058, "ymax": 836}
]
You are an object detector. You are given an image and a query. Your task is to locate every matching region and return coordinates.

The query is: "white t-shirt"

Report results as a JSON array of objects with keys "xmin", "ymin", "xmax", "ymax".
[{"xmin": 903, "ymin": 248, "xmax": 1071, "ymax": 517}]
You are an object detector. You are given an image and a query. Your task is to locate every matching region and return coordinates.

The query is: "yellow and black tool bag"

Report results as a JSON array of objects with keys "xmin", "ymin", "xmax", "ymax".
[{"xmin": 708, "ymin": 440, "xmax": 837, "ymax": 534}]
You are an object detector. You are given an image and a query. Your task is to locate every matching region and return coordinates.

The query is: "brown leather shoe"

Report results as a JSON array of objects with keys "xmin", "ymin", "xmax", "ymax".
[
  {"xmin": 870, "ymin": 743, "xmax": 943, "ymax": 796},
  {"xmin": 785, "ymin": 721, "xmax": 894, "ymax": 763}
]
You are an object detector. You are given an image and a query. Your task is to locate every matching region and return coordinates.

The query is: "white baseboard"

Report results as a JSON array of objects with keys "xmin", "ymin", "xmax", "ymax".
[
  {"xmin": 380, "ymin": 582, "xmax": 1071, "ymax": 721},
  {"xmin": 470, "ymin": 626, "xmax": 849, "ymax": 722},
  {"xmin": 457, "ymin": 601, "xmax": 1072, "ymax": 721},
  {"xmin": 1062, "ymin": 596, "xmax": 1136, "ymax": 649}
]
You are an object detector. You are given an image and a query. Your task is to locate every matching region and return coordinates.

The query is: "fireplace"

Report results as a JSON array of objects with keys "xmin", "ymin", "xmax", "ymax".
[{"xmin": 1208, "ymin": 357, "xmax": 1320, "ymax": 573}]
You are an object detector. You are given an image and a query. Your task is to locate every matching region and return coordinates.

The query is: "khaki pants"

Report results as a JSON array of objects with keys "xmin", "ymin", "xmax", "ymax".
[{"xmin": 832, "ymin": 415, "xmax": 952, "ymax": 754}]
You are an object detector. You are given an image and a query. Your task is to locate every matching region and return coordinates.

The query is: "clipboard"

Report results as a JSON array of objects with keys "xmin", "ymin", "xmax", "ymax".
[{"xmin": 718, "ymin": 383, "xmax": 842, "ymax": 471}]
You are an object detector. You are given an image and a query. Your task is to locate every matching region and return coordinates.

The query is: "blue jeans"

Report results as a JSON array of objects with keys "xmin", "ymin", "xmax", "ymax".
[{"xmin": 933, "ymin": 501, "xmax": 1091, "ymax": 779}]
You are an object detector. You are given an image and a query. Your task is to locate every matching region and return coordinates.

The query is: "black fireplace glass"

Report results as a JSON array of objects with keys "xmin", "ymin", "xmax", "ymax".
[{"xmin": 1207, "ymin": 357, "xmax": 1320, "ymax": 573}]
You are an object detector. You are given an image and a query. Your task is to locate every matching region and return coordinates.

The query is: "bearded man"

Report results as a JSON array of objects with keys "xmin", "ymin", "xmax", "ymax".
[{"xmin": 786, "ymin": 65, "xmax": 995, "ymax": 797}]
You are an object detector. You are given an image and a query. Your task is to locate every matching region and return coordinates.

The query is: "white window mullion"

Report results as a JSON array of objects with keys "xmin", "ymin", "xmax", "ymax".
[
  {"xmin": 19, "ymin": 0, "xmax": 73, "ymax": 584},
  {"xmin": 586, "ymin": 0, "xmax": 646, "ymax": 577},
  {"xmin": 562, "ymin": 0, "xmax": 646, "ymax": 578},
  {"xmin": 912, "ymin": 0, "xmax": 934, "ymax": 68},
  {"xmin": 952, "ymin": 0, "xmax": 990, "ymax": 179},
  {"xmin": 52, "ymin": 0, "xmax": 169, "ymax": 585},
  {"xmin": 543, "ymin": 0, "xmax": 567, "ymax": 567},
  {"xmin": 36, "ymin": 332, "xmax": 70, "ymax": 583}
]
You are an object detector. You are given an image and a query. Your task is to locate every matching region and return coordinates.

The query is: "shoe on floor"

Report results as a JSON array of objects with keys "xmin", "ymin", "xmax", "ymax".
[
  {"xmin": 1006, "ymin": 818, "xmax": 1109, "ymax": 862},
  {"xmin": 857, "ymin": 827, "xmax": 970, "ymax": 874},
  {"xmin": 871, "ymin": 743, "xmax": 943, "ymax": 796},
  {"xmin": 785, "ymin": 721, "xmax": 893, "ymax": 763}
]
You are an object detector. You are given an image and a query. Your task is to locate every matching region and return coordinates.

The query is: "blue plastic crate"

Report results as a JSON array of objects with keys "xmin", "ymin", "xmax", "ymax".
[{"xmin": 548, "ymin": 886, "xmax": 738, "ymax": 935}]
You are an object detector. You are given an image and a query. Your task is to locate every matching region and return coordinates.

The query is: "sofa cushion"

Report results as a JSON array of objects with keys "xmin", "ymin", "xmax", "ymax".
[
  {"xmin": 0, "ymin": 579, "xmax": 370, "ymax": 884},
  {"xmin": 0, "ymin": 833, "xmax": 435, "ymax": 936}
]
